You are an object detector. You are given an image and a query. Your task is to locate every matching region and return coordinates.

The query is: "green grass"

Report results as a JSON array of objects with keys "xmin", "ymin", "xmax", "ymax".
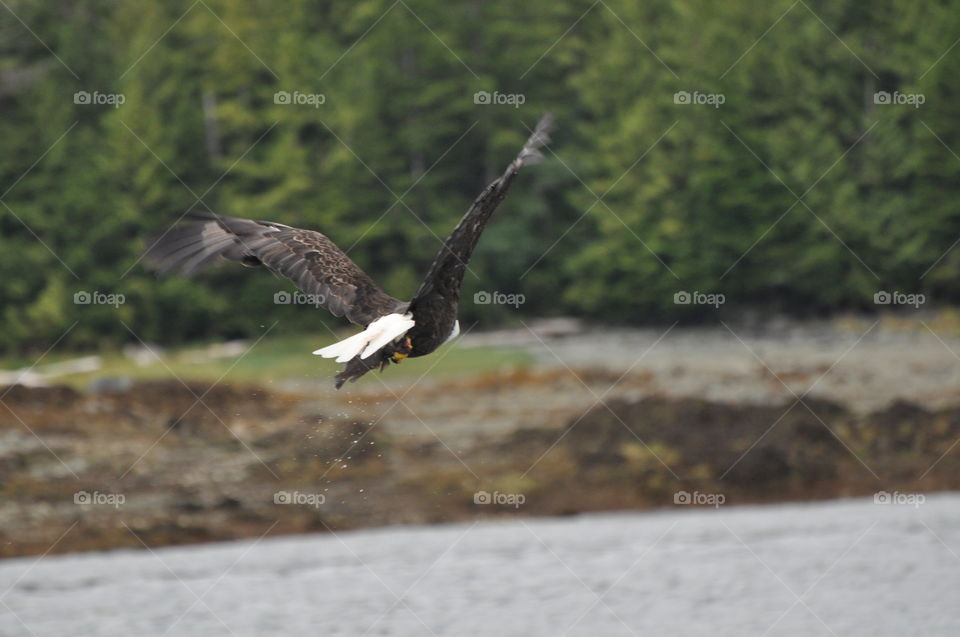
[{"xmin": 4, "ymin": 333, "xmax": 534, "ymax": 389}]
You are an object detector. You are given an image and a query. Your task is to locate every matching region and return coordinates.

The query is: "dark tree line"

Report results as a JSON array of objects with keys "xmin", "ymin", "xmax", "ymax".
[{"xmin": 1, "ymin": 0, "xmax": 958, "ymax": 353}]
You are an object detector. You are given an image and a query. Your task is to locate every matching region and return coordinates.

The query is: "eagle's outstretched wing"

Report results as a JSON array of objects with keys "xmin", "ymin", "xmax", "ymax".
[
  {"xmin": 143, "ymin": 213, "xmax": 406, "ymax": 326},
  {"xmin": 409, "ymin": 113, "xmax": 554, "ymax": 312}
]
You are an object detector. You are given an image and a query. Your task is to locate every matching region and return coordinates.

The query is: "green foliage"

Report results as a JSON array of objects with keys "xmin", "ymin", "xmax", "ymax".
[{"xmin": 0, "ymin": 0, "xmax": 958, "ymax": 353}]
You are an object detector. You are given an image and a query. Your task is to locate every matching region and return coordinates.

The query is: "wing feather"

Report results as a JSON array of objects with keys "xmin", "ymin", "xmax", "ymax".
[
  {"xmin": 411, "ymin": 113, "xmax": 554, "ymax": 307},
  {"xmin": 144, "ymin": 213, "xmax": 405, "ymax": 326}
]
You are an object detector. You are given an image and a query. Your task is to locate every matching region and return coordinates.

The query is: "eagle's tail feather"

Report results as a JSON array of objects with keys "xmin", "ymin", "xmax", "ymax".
[{"xmin": 313, "ymin": 313, "xmax": 414, "ymax": 363}]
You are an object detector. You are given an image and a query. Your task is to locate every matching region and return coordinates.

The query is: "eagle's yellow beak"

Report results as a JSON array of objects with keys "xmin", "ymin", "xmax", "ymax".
[{"xmin": 391, "ymin": 351, "xmax": 408, "ymax": 363}]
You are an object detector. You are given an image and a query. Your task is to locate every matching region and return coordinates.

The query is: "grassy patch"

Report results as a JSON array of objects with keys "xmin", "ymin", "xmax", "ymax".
[{"xmin": 3, "ymin": 333, "xmax": 534, "ymax": 389}]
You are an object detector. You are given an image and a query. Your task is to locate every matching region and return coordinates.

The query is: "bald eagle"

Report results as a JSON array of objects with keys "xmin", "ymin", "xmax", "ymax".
[{"xmin": 144, "ymin": 114, "xmax": 554, "ymax": 387}]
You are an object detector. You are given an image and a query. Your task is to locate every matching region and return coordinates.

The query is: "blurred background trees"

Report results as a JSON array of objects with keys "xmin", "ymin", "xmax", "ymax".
[{"xmin": 1, "ymin": 0, "xmax": 958, "ymax": 353}]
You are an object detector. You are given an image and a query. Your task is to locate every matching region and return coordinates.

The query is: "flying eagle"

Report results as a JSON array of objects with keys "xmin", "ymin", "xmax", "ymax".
[{"xmin": 144, "ymin": 114, "xmax": 554, "ymax": 388}]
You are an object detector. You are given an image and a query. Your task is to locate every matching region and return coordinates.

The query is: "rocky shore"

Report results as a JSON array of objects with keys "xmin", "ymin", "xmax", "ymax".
[{"xmin": 2, "ymin": 371, "xmax": 957, "ymax": 558}]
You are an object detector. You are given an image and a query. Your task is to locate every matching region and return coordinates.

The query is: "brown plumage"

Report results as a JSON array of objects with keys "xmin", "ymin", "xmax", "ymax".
[
  {"xmin": 145, "ymin": 214, "xmax": 407, "ymax": 326},
  {"xmin": 144, "ymin": 114, "xmax": 555, "ymax": 387}
]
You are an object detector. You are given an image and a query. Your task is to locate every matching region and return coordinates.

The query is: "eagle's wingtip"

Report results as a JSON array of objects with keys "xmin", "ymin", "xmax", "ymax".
[{"xmin": 519, "ymin": 113, "xmax": 556, "ymax": 165}]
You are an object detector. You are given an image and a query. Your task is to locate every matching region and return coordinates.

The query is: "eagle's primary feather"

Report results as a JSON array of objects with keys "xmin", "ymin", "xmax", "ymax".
[{"xmin": 144, "ymin": 113, "xmax": 555, "ymax": 387}]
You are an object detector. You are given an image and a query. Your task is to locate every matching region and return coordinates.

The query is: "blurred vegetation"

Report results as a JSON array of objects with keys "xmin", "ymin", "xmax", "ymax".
[
  {"xmin": 1, "ymin": 0, "xmax": 959, "ymax": 354},
  {"xmin": 30, "ymin": 336, "xmax": 534, "ymax": 389}
]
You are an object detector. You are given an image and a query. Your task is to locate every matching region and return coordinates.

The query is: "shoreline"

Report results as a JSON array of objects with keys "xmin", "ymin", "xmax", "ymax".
[{"xmin": 2, "ymin": 370, "xmax": 958, "ymax": 558}]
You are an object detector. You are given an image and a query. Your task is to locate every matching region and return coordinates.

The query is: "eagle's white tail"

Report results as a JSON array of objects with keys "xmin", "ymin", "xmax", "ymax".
[{"xmin": 312, "ymin": 313, "xmax": 415, "ymax": 363}]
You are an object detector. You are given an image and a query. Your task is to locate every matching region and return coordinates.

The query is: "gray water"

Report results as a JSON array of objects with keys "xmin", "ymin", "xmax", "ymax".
[{"xmin": 1, "ymin": 494, "xmax": 958, "ymax": 636}]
